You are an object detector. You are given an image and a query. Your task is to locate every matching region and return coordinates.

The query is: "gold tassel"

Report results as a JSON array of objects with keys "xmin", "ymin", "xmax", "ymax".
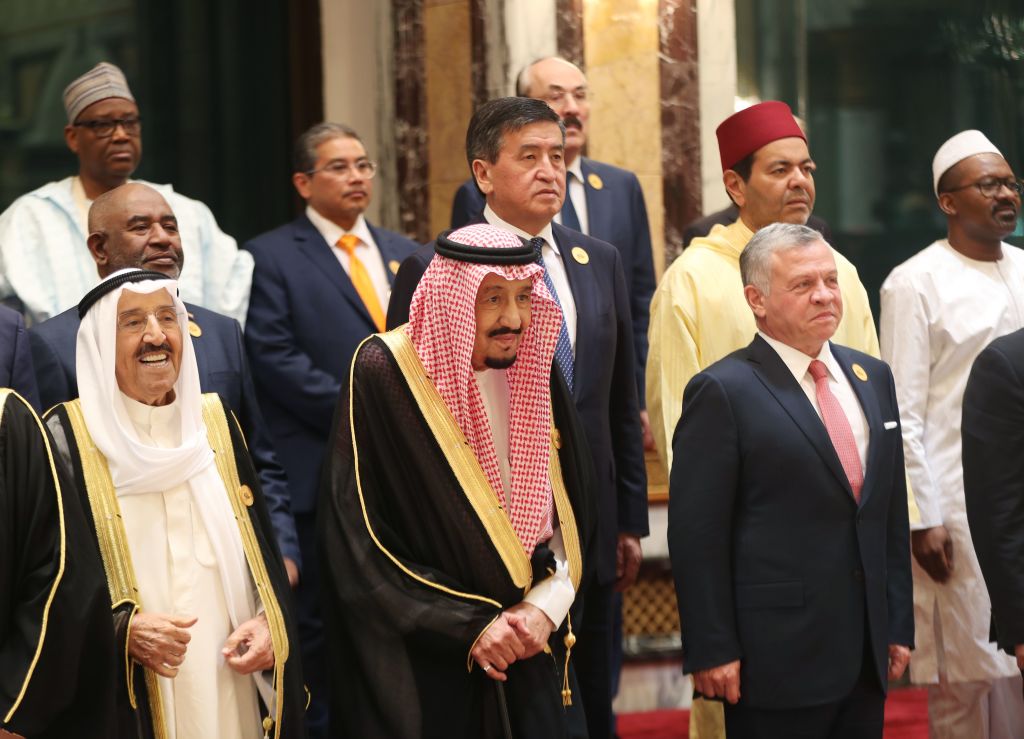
[
  {"xmin": 561, "ymin": 612, "xmax": 576, "ymax": 706},
  {"xmin": 263, "ymin": 716, "xmax": 273, "ymax": 739}
]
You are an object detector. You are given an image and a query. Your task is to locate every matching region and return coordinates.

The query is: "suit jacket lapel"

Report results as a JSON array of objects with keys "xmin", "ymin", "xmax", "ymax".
[
  {"xmin": 748, "ymin": 336, "xmax": 854, "ymax": 498},
  {"xmin": 833, "ymin": 344, "xmax": 883, "ymax": 507},
  {"xmin": 294, "ymin": 215, "xmax": 375, "ymax": 327},
  {"xmin": 579, "ymin": 158, "xmax": 605, "ymax": 238},
  {"xmin": 368, "ymin": 223, "xmax": 404, "ymax": 287}
]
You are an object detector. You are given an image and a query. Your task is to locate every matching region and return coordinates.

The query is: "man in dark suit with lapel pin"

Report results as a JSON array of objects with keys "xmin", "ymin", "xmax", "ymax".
[
  {"xmin": 669, "ymin": 223, "xmax": 913, "ymax": 738},
  {"xmin": 450, "ymin": 57, "xmax": 656, "ymax": 422},
  {"xmin": 387, "ymin": 96, "xmax": 648, "ymax": 739},
  {"xmin": 0, "ymin": 304, "xmax": 40, "ymax": 411},
  {"xmin": 27, "ymin": 182, "xmax": 298, "ymax": 573},
  {"xmin": 242, "ymin": 122, "xmax": 419, "ymax": 739}
]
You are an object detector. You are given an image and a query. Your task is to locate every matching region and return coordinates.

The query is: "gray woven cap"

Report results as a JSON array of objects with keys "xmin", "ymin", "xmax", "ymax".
[{"xmin": 63, "ymin": 62, "xmax": 135, "ymax": 123}]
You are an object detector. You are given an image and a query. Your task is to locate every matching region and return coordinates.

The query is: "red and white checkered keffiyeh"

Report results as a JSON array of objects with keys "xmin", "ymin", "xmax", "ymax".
[{"xmin": 406, "ymin": 224, "xmax": 563, "ymax": 555}]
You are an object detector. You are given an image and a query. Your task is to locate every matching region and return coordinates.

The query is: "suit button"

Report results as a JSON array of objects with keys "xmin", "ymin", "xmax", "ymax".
[{"xmin": 852, "ymin": 568, "xmax": 865, "ymax": 582}]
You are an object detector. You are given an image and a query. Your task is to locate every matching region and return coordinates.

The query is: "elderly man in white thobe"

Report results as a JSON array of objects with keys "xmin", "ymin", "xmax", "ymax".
[
  {"xmin": 880, "ymin": 130, "xmax": 1024, "ymax": 738},
  {"xmin": 0, "ymin": 62, "xmax": 251, "ymax": 326},
  {"xmin": 43, "ymin": 268, "xmax": 304, "ymax": 738}
]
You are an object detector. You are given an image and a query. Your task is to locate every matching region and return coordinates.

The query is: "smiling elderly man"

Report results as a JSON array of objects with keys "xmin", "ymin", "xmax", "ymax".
[
  {"xmin": 43, "ymin": 270, "xmax": 304, "ymax": 739},
  {"xmin": 320, "ymin": 224, "xmax": 595, "ymax": 738}
]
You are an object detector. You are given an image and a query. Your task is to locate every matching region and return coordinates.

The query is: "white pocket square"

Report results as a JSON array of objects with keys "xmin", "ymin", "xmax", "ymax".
[{"xmin": 884, "ymin": 421, "xmax": 898, "ymax": 430}]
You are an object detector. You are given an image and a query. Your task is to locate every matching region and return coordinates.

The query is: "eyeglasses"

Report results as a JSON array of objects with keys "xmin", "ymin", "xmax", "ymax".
[
  {"xmin": 306, "ymin": 160, "xmax": 378, "ymax": 180},
  {"xmin": 73, "ymin": 117, "xmax": 142, "ymax": 138},
  {"xmin": 116, "ymin": 307, "xmax": 181, "ymax": 334},
  {"xmin": 943, "ymin": 177, "xmax": 1024, "ymax": 199}
]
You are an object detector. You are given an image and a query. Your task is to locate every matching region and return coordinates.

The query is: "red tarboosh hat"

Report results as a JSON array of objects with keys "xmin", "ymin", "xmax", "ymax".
[{"xmin": 716, "ymin": 101, "xmax": 806, "ymax": 172}]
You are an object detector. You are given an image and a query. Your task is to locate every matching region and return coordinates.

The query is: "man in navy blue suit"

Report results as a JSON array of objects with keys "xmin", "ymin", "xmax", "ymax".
[
  {"xmin": 450, "ymin": 57, "xmax": 655, "ymax": 422},
  {"xmin": 242, "ymin": 122, "xmax": 419, "ymax": 738},
  {"xmin": 669, "ymin": 223, "xmax": 913, "ymax": 738},
  {"xmin": 0, "ymin": 304, "xmax": 40, "ymax": 411},
  {"xmin": 27, "ymin": 183, "xmax": 299, "ymax": 576},
  {"xmin": 388, "ymin": 97, "xmax": 647, "ymax": 739}
]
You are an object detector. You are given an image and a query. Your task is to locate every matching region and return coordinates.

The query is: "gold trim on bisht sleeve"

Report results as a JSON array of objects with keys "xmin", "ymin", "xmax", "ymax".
[{"xmin": 62, "ymin": 400, "xmax": 168, "ymax": 739}]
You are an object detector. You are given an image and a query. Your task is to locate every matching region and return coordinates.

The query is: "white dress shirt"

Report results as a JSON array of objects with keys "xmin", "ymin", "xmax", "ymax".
[
  {"xmin": 306, "ymin": 206, "xmax": 391, "ymax": 309},
  {"xmin": 552, "ymin": 158, "xmax": 590, "ymax": 235},
  {"xmin": 759, "ymin": 332, "xmax": 869, "ymax": 472},
  {"xmin": 483, "ymin": 205, "xmax": 578, "ymax": 353},
  {"xmin": 474, "ymin": 368, "xmax": 575, "ymax": 628}
]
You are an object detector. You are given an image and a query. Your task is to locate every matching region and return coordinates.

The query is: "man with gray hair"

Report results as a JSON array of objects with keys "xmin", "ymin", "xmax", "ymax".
[
  {"xmin": 242, "ymin": 121, "xmax": 418, "ymax": 738},
  {"xmin": 669, "ymin": 223, "xmax": 913, "ymax": 739},
  {"xmin": 0, "ymin": 62, "xmax": 252, "ymax": 325}
]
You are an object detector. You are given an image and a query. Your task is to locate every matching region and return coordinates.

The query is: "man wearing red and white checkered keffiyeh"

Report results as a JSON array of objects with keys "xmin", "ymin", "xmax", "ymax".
[{"xmin": 319, "ymin": 223, "xmax": 595, "ymax": 739}]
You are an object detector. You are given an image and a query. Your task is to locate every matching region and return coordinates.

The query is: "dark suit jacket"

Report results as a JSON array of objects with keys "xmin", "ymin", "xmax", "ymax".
[
  {"xmin": 963, "ymin": 327, "xmax": 1024, "ymax": 655},
  {"xmin": 451, "ymin": 158, "xmax": 655, "ymax": 403},
  {"xmin": 27, "ymin": 303, "xmax": 301, "ymax": 566},
  {"xmin": 242, "ymin": 215, "xmax": 418, "ymax": 515},
  {"xmin": 682, "ymin": 204, "xmax": 833, "ymax": 248},
  {"xmin": 0, "ymin": 305, "xmax": 39, "ymax": 411},
  {"xmin": 668, "ymin": 336, "xmax": 913, "ymax": 708},
  {"xmin": 387, "ymin": 222, "xmax": 648, "ymax": 583}
]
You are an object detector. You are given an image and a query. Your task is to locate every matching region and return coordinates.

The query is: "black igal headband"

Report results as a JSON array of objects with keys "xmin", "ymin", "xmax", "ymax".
[
  {"xmin": 78, "ymin": 270, "xmax": 174, "ymax": 318},
  {"xmin": 434, "ymin": 229, "xmax": 542, "ymax": 265}
]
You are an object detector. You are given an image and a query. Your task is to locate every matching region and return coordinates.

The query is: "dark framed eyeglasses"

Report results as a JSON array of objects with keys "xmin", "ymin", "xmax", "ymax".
[
  {"xmin": 943, "ymin": 177, "xmax": 1024, "ymax": 199},
  {"xmin": 73, "ymin": 117, "xmax": 142, "ymax": 138},
  {"xmin": 306, "ymin": 160, "xmax": 377, "ymax": 180}
]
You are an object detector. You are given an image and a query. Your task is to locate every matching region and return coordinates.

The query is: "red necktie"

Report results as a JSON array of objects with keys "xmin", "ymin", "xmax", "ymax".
[{"xmin": 808, "ymin": 360, "xmax": 863, "ymax": 502}]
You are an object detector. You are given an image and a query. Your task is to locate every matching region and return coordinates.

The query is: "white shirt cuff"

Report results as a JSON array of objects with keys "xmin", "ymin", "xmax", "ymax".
[{"xmin": 523, "ymin": 529, "xmax": 576, "ymax": 629}]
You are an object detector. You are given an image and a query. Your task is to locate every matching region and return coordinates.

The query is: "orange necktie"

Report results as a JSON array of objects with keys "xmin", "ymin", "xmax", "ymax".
[{"xmin": 337, "ymin": 234, "xmax": 385, "ymax": 332}]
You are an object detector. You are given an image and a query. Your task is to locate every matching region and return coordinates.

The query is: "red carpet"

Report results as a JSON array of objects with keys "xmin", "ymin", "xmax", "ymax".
[{"xmin": 617, "ymin": 688, "xmax": 928, "ymax": 739}]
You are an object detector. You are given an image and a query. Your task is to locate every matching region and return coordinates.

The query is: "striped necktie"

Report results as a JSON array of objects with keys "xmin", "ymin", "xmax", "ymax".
[
  {"xmin": 537, "ymin": 249, "xmax": 575, "ymax": 391},
  {"xmin": 808, "ymin": 360, "xmax": 863, "ymax": 502},
  {"xmin": 337, "ymin": 234, "xmax": 385, "ymax": 332}
]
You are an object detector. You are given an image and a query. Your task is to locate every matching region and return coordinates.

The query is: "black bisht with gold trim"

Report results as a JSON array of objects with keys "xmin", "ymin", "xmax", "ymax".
[
  {"xmin": 318, "ymin": 329, "xmax": 597, "ymax": 739},
  {"xmin": 44, "ymin": 394, "xmax": 306, "ymax": 739},
  {"xmin": 0, "ymin": 389, "xmax": 115, "ymax": 738}
]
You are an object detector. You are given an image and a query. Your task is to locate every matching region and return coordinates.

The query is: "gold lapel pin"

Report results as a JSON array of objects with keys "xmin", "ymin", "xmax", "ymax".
[
  {"xmin": 188, "ymin": 320, "xmax": 202, "ymax": 338},
  {"xmin": 571, "ymin": 246, "xmax": 590, "ymax": 265},
  {"xmin": 388, "ymin": 259, "xmax": 401, "ymax": 275},
  {"xmin": 587, "ymin": 172, "xmax": 604, "ymax": 190},
  {"xmin": 852, "ymin": 363, "xmax": 868, "ymax": 381}
]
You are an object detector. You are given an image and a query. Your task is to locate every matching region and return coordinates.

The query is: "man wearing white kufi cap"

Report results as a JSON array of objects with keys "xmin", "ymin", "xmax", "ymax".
[
  {"xmin": 43, "ymin": 269, "xmax": 305, "ymax": 738},
  {"xmin": 880, "ymin": 130, "xmax": 1024, "ymax": 736},
  {"xmin": 0, "ymin": 62, "xmax": 253, "ymax": 326}
]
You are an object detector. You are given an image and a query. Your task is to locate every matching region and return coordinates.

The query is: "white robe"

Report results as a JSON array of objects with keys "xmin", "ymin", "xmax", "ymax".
[
  {"xmin": 880, "ymin": 238, "xmax": 1024, "ymax": 684},
  {"xmin": 120, "ymin": 396, "xmax": 261, "ymax": 739},
  {"xmin": 0, "ymin": 176, "xmax": 252, "ymax": 326}
]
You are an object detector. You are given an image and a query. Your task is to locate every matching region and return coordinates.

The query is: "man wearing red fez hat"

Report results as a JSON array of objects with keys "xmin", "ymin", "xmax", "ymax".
[{"xmin": 647, "ymin": 100, "xmax": 889, "ymax": 739}]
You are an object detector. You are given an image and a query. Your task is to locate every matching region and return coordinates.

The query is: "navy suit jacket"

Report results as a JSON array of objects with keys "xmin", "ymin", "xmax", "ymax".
[
  {"xmin": 242, "ymin": 215, "xmax": 418, "ymax": 515},
  {"xmin": 27, "ymin": 303, "xmax": 301, "ymax": 566},
  {"xmin": 451, "ymin": 158, "xmax": 655, "ymax": 403},
  {"xmin": 963, "ymin": 328, "xmax": 1024, "ymax": 655},
  {"xmin": 0, "ymin": 305, "xmax": 40, "ymax": 411},
  {"xmin": 668, "ymin": 336, "xmax": 913, "ymax": 708},
  {"xmin": 386, "ymin": 222, "xmax": 648, "ymax": 583}
]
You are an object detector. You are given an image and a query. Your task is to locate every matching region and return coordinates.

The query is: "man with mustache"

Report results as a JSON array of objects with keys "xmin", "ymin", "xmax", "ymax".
[
  {"xmin": 242, "ymin": 122, "xmax": 419, "ymax": 738},
  {"xmin": 387, "ymin": 96, "xmax": 647, "ymax": 739},
  {"xmin": 880, "ymin": 130, "xmax": 1024, "ymax": 737},
  {"xmin": 449, "ymin": 57, "xmax": 655, "ymax": 438},
  {"xmin": 319, "ymin": 223, "xmax": 595, "ymax": 738},
  {"xmin": 0, "ymin": 62, "xmax": 252, "ymax": 325},
  {"xmin": 670, "ymin": 222, "xmax": 913, "ymax": 739},
  {"xmin": 26, "ymin": 182, "xmax": 299, "ymax": 595},
  {"xmin": 646, "ymin": 100, "xmax": 881, "ymax": 739},
  {"xmin": 43, "ymin": 269, "xmax": 305, "ymax": 739}
]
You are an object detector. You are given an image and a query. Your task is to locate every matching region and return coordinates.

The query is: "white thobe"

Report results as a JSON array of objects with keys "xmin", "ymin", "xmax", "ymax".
[
  {"xmin": 0, "ymin": 176, "xmax": 253, "ymax": 326},
  {"xmin": 880, "ymin": 238, "xmax": 1024, "ymax": 684},
  {"xmin": 119, "ymin": 396, "xmax": 261, "ymax": 739},
  {"xmin": 475, "ymin": 369, "xmax": 575, "ymax": 628}
]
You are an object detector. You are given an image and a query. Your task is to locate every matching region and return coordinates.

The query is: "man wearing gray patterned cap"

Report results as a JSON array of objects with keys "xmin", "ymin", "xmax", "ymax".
[{"xmin": 0, "ymin": 62, "xmax": 253, "ymax": 327}]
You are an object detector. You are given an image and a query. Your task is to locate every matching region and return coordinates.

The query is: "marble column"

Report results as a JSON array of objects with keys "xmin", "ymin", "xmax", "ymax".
[{"xmin": 393, "ymin": 0, "xmax": 430, "ymax": 242}]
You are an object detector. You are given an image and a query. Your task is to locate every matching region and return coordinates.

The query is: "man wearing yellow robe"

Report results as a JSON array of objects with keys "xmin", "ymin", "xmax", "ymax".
[{"xmin": 646, "ymin": 101, "xmax": 881, "ymax": 739}]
